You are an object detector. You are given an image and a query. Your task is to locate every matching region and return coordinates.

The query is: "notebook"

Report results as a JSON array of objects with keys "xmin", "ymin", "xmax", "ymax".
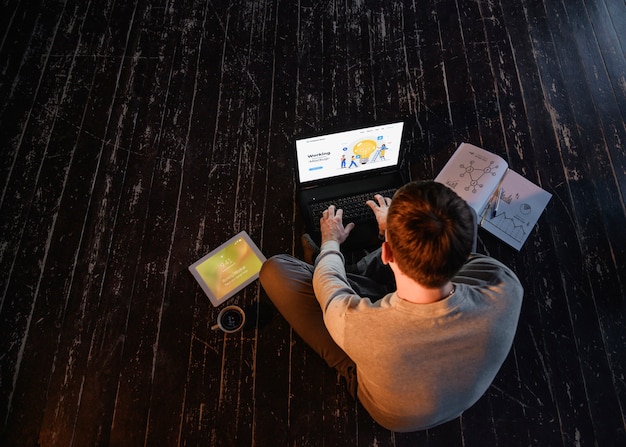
[
  {"xmin": 434, "ymin": 143, "xmax": 552, "ymax": 250},
  {"xmin": 295, "ymin": 121, "xmax": 408, "ymax": 247}
]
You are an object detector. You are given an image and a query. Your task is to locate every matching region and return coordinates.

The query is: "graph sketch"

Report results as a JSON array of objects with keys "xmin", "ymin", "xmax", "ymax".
[{"xmin": 488, "ymin": 212, "xmax": 527, "ymax": 243}]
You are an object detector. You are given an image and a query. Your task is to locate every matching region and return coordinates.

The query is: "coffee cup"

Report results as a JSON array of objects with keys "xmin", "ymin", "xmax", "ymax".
[{"xmin": 211, "ymin": 305, "xmax": 246, "ymax": 333}]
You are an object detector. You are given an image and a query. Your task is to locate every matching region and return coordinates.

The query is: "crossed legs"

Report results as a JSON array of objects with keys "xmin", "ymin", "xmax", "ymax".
[{"xmin": 259, "ymin": 251, "xmax": 395, "ymax": 398}]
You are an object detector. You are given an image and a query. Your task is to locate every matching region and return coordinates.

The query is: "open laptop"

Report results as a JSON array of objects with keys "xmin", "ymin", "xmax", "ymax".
[{"xmin": 295, "ymin": 121, "xmax": 409, "ymax": 248}]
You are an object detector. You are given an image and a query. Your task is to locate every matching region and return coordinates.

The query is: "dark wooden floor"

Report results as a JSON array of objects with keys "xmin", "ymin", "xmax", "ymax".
[{"xmin": 1, "ymin": 0, "xmax": 625, "ymax": 445}]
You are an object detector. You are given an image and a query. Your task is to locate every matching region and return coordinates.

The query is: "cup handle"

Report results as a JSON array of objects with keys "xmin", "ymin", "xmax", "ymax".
[{"xmin": 211, "ymin": 323, "xmax": 220, "ymax": 331}]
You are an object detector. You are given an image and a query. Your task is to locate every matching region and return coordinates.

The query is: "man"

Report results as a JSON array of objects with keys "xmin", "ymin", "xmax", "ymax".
[{"xmin": 259, "ymin": 181, "xmax": 523, "ymax": 432}]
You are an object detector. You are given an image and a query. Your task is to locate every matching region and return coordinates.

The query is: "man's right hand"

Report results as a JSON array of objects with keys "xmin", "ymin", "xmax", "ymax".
[
  {"xmin": 366, "ymin": 194, "xmax": 392, "ymax": 236},
  {"xmin": 320, "ymin": 205, "xmax": 355, "ymax": 245}
]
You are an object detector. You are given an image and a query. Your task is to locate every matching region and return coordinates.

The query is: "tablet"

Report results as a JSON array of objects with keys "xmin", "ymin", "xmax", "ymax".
[{"xmin": 189, "ymin": 231, "xmax": 266, "ymax": 307}]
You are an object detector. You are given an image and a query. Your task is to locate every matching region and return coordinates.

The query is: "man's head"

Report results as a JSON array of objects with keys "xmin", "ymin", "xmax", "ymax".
[{"xmin": 385, "ymin": 181, "xmax": 475, "ymax": 288}]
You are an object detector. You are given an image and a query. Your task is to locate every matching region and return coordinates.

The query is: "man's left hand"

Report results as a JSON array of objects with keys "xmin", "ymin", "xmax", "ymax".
[
  {"xmin": 320, "ymin": 205, "xmax": 355, "ymax": 245},
  {"xmin": 366, "ymin": 194, "xmax": 392, "ymax": 236}
]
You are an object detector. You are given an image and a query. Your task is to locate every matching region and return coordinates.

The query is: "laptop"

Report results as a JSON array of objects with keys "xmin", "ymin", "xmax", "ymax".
[{"xmin": 295, "ymin": 121, "xmax": 409, "ymax": 248}]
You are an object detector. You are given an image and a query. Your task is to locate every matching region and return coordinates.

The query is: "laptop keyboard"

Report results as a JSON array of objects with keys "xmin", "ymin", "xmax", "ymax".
[{"xmin": 310, "ymin": 188, "xmax": 397, "ymax": 231}]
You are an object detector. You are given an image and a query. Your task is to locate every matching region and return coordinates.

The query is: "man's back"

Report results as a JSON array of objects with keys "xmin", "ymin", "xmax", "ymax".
[{"xmin": 314, "ymin": 253, "xmax": 523, "ymax": 432}]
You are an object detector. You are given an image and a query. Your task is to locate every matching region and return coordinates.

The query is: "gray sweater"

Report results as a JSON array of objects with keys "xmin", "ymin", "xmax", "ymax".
[{"xmin": 313, "ymin": 241, "xmax": 524, "ymax": 432}]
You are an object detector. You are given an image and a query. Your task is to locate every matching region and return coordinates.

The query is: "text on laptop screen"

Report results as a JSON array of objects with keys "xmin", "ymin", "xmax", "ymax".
[{"xmin": 295, "ymin": 122, "xmax": 404, "ymax": 183}]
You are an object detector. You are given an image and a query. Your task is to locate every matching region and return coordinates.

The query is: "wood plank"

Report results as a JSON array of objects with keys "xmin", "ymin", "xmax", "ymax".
[
  {"xmin": 516, "ymin": 0, "xmax": 625, "ymax": 444},
  {"xmin": 419, "ymin": 3, "xmax": 455, "ymax": 156},
  {"xmin": 139, "ymin": 0, "xmax": 216, "ymax": 443},
  {"xmin": 33, "ymin": 2, "xmax": 156, "ymax": 445},
  {"xmin": 0, "ymin": 0, "xmax": 70, "ymax": 304},
  {"xmin": 0, "ymin": 2, "xmax": 113, "ymax": 443},
  {"xmin": 533, "ymin": 1, "xmax": 626, "ymax": 443},
  {"xmin": 500, "ymin": 7, "xmax": 597, "ymax": 439},
  {"xmin": 235, "ymin": 0, "xmax": 303, "ymax": 444},
  {"xmin": 552, "ymin": 0, "xmax": 626, "ymax": 429},
  {"xmin": 106, "ymin": 157, "xmax": 183, "ymax": 445}
]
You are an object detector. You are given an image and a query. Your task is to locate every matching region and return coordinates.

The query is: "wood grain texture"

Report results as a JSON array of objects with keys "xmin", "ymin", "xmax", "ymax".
[{"xmin": 1, "ymin": 0, "xmax": 625, "ymax": 445}]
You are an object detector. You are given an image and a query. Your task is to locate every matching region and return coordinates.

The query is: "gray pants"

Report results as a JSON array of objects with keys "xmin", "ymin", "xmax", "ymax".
[{"xmin": 259, "ymin": 248, "xmax": 395, "ymax": 398}]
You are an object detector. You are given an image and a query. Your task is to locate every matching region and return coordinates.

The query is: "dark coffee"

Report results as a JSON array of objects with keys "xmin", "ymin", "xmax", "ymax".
[{"xmin": 221, "ymin": 308, "xmax": 244, "ymax": 331}]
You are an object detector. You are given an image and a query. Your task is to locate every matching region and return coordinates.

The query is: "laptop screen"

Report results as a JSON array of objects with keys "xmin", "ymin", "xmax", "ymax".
[{"xmin": 295, "ymin": 121, "xmax": 404, "ymax": 184}]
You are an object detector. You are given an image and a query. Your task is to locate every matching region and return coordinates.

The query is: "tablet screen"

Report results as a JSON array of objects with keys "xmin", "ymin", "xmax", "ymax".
[{"xmin": 189, "ymin": 231, "xmax": 266, "ymax": 307}]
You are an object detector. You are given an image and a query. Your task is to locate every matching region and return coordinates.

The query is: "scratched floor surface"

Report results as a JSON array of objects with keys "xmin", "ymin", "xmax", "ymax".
[{"xmin": 1, "ymin": 0, "xmax": 625, "ymax": 446}]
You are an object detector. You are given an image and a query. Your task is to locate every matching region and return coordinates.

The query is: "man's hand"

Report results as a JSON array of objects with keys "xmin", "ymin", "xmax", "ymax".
[
  {"xmin": 366, "ymin": 194, "xmax": 392, "ymax": 235},
  {"xmin": 320, "ymin": 205, "xmax": 355, "ymax": 245}
]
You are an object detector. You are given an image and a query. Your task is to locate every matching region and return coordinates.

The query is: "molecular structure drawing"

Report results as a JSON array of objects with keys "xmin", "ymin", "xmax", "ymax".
[{"xmin": 459, "ymin": 160, "xmax": 499, "ymax": 193}]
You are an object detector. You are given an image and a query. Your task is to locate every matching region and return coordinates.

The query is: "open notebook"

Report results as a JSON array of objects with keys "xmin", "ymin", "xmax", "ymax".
[{"xmin": 435, "ymin": 143, "xmax": 552, "ymax": 250}]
